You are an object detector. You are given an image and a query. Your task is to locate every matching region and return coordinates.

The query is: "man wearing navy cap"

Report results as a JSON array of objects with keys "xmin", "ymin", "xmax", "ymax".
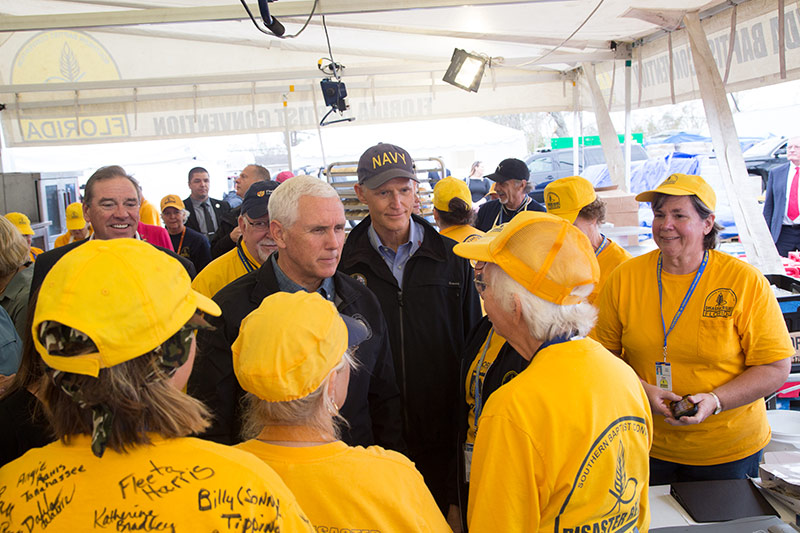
[
  {"xmin": 474, "ymin": 158, "xmax": 545, "ymax": 231},
  {"xmin": 191, "ymin": 180, "xmax": 279, "ymax": 298},
  {"xmin": 339, "ymin": 142, "xmax": 481, "ymax": 518}
]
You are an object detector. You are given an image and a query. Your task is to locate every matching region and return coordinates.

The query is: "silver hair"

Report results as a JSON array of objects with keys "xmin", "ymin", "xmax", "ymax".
[
  {"xmin": 268, "ymin": 175, "xmax": 340, "ymax": 228},
  {"xmin": 486, "ymin": 263, "xmax": 597, "ymax": 340},
  {"xmin": 160, "ymin": 209, "xmax": 190, "ymax": 225},
  {"xmin": 240, "ymin": 349, "xmax": 358, "ymax": 441}
]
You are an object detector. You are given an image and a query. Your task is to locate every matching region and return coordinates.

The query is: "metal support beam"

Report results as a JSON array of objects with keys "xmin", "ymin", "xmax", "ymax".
[
  {"xmin": 684, "ymin": 10, "xmax": 783, "ymax": 273},
  {"xmin": 0, "ymin": 0, "xmax": 565, "ymax": 32}
]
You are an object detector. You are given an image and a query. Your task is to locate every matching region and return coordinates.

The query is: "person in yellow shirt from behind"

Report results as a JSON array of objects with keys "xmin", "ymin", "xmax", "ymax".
[
  {"xmin": 544, "ymin": 176, "xmax": 632, "ymax": 304},
  {"xmin": 455, "ymin": 212, "xmax": 652, "ymax": 533},
  {"xmin": 191, "ymin": 180, "xmax": 279, "ymax": 298},
  {"xmin": 233, "ymin": 291, "xmax": 450, "ymax": 533},
  {"xmin": 3, "ymin": 212, "xmax": 42, "ymax": 262},
  {"xmin": 54, "ymin": 202, "xmax": 92, "ymax": 248},
  {"xmin": 433, "ymin": 177, "xmax": 485, "ymax": 244}
]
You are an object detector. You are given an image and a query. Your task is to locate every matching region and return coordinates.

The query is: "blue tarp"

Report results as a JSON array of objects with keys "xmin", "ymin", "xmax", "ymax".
[{"xmin": 585, "ymin": 152, "xmax": 701, "ymax": 193}]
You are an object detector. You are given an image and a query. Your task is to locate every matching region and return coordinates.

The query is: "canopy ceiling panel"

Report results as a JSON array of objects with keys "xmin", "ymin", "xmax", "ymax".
[{"xmin": 0, "ymin": 0, "xmax": 792, "ymax": 146}]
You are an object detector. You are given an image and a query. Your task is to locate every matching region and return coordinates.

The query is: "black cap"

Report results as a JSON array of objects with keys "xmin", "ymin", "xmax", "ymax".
[
  {"xmin": 486, "ymin": 158, "xmax": 530, "ymax": 183},
  {"xmin": 357, "ymin": 143, "xmax": 418, "ymax": 189},
  {"xmin": 241, "ymin": 180, "xmax": 279, "ymax": 219}
]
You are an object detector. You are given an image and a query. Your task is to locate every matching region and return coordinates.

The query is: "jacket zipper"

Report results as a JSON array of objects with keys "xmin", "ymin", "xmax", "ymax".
[{"xmin": 397, "ymin": 288, "xmax": 410, "ymax": 434}]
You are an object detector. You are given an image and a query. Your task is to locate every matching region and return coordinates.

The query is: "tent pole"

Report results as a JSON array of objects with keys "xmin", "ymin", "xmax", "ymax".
[
  {"xmin": 282, "ymin": 101, "xmax": 293, "ymax": 173},
  {"xmin": 684, "ymin": 11, "xmax": 782, "ymax": 274},
  {"xmin": 581, "ymin": 62, "xmax": 626, "ymax": 190},
  {"xmin": 624, "ymin": 59, "xmax": 632, "ymax": 192},
  {"xmin": 572, "ymin": 79, "xmax": 579, "ymax": 173}
]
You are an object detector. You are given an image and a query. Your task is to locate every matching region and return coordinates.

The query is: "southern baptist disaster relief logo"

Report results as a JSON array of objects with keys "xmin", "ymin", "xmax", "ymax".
[
  {"xmin": 702, "ymin": 288, "xmax": 737, "ymax": 318},
  {"xmin": 11, "ymin": 30, "xmax": 130, "ymax": 142},
  {"xmin": 546, "ymin": 192, "xmax": 562, "ymax": 211},
  {"xmin": 557, "ymin": 416, "xmax": 649, "ymax": 533}
]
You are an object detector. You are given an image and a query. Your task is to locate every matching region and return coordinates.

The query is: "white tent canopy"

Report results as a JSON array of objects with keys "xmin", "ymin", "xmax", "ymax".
[{"xmin": 0, "ymin": 0, "xmax": 797, "ymax": 147}]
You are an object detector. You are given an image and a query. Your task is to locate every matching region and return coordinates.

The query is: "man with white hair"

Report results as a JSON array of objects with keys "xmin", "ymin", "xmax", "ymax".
[
  {"xmin": 455, "ymin": 212, "xmax": 652, "ymax": 532},
  {"xmin": 191, "ymin": 180, "xmax": 279, "ymax": 298},
  {"xmin": 160, "ymin": 194, "xmax": 212, "ymax": 272},
  {"xmin": 190, "ymin": 175, "xmax": 404, "ymax": 451}
]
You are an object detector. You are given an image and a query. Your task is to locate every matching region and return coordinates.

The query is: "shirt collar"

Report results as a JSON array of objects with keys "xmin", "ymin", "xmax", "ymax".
[
  {"xmin": 270, "ymin": 253, "xmax": 335, "ymax": 301},
  {"xmin": 367, "ymin": 217, "xmax": 424, "ymax": 255}
]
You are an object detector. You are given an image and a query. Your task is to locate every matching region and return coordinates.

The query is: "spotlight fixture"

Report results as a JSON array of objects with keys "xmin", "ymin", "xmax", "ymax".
[{"xmin": 442, "ymin": 49, "xmax": 488, "ymax": 93}]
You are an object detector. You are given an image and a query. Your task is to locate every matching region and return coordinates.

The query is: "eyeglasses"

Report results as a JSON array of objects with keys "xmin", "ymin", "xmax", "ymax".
[
  {"xmin": 244, "ymin": 216, "xmax": 270, "ymax": 230},
  {"xmin": 473, "ymin": 264, "xmax": 488, "ymax": 294}
]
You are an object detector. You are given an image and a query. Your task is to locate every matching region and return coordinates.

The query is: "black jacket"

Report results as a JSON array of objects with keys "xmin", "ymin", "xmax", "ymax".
[
  {"xmin": 209, "ymin": 206, "xmax": 240, "ymax": 259},
  {"xmin": 474, "ymin": 195, "xmax": 545, "ymax": 232},
  {"xmin": 455, "ymin": 316, "xmax": 529, "ymax": 522},
  {"xmin": 31, "ymin": 238, "xmax": 197, "ymax": 296},
  {"xmin": 183, "ymin": 196, "xmax": 230, "ymax": 238},
  {"xmin": 338, "ymin": 214, "xmax": 481, "ymax": 456},
  {"xmin": 189, "ymin": 256, "xmax": 405, "ymax": 451}
]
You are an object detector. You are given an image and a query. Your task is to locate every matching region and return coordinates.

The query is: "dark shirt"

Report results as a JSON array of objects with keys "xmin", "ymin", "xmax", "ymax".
[
  {"xmin": 0, "ymin": 388, "xmax": 51, "ymax": 466},
  {"xmin": 170, "ymin": 227, "xmax": 212, "ymax": 273}
]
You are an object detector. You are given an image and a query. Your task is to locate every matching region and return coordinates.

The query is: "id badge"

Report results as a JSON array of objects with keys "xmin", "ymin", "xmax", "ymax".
[
  {"xmin": 655, "ymin": 362, "xmax": 672, "ymax": 391},
  {"xmin": 463, "ymin": 443, "xmax": 474, "ymax": 483}
]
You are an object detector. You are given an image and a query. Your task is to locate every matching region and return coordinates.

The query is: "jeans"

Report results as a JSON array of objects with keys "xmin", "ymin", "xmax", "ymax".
[{"xmin": 649, "ymin": 449, "xmax": 763, "ymax": 486}]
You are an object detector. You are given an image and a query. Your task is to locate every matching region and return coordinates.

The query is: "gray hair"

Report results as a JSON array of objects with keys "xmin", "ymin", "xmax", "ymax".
[
  {"xmin": 486, "ymin": 263, "xmax": 597, "ymax": 340},
  {"xmin": 240, "ymin": 349, "xmax": 357, "ymax": 441},
  {"xmin": 160, "ymin": 209, "xmax": 190, "ymax": 225},
  {"xmin": 268, "ymin": 175, "xmax": 340, "ymax": 228}
]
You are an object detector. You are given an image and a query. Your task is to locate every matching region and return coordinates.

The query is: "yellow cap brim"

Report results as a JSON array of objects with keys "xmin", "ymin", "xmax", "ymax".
[
  {"xmin": 17, "ymin": 225, "xmax": 34, "ymax": 235},
  {"xmin": 453, "ymin": 231, "xmax": 499, "ymax": 263},
  {"xmin": 193, "ymin": 290, "xmax": 221, "ymax": 317}
]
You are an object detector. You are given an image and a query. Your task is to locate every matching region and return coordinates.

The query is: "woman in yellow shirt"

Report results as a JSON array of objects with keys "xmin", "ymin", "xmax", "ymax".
[
  {"xmin": 433, "ymin": 177, "xmax": 484, "ymax": 243},
  {"xmin": 594, "ymin": 173, "xmax": 793, "ymax": 484},
  {"xmin": 233, "ymin": 291, "xmax": 450, "ymax": 533}
]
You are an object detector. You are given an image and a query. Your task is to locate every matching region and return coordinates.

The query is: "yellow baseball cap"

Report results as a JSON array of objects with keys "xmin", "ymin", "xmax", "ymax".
[
  {"xmin": 32, "ymin": 239, "xmax": 220, "ymax": 377},
  {"xmin": 635, "ymin": 173, "xmax": 716, "ymax": 211},
  {"xmin": 433, "ymin": 177, "xmax": 472, "ymax": 212},
  {"xmin": 453, "ymin": 212, "xmax": 599, "ymax": 305},
  {"xmin": 4, "ymin": 212, "xmax": 33, "ymax": 235},
  {"xmin": 65, "ymin": 202, "xmax": 86, "ymax": 231},
  {"xmin": 233, "ymin": 291, "xmax": 369, "ymax": 402},
  {"xmin": 160, "ymin": 194, "xmax": 185, "ymax": 212},
  {"xmin": 544, "ymin": 176, "xmax": 597, "ymax": 224}
]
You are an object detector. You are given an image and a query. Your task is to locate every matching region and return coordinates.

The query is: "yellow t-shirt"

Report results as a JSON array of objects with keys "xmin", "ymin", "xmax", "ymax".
[
  {"xmin": 55, "ymin": 228, "xmax": 92, "ymax": 248},
  {"xmin": 236, "ymin": 439, "xmax": 450, "ymax": 532},
  {"xmin": 191, "ymin": 242, "xmax": 261, "ymax": 298},
  {"xmin": 139, "ymin": 199, "xmax": 161, "ymax": 227},
  {"xmin": 29, "ymin": 247, "xmax": 43, "ymax": 262},
  {"xmin": 439, "ymin": 224, "xmax": 485, "ymax": 243},
  {"xmin": 594, "ymin": 249, "xmax": 794, "ymax": 465},
  {"xmin": 590, "ymin": 237, "xmax": 632, "ymax": 304},
  {"xmin": 0, "ymin": 434, "xmax": 313, "ymax": 532},
  {"xmin": 467, "ymin": 338, "xmax": 652, "ymax": 533}
]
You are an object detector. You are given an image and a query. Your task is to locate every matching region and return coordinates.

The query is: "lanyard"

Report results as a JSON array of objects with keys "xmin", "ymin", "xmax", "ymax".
[
  {"xmin": 472, "ymin": 327, "xmax": 495, "ymax": 433},
  {"xmin": 176, "ymin": 228, "xmax": 186, "ymax": 253},
  {"xmin": 492, "ymin": 196, "xmax": 531, "ymax": 228},
  {"xmin": 595, "ymin": 235, "xmax": 609, "ymax": 256},
  {"xmin": 237, "ymin": 243, "xmax": 258, "ymax": 273},
  {"xmin": 657, "ymin": 250, "xmax": 708, "ymax": 362}
]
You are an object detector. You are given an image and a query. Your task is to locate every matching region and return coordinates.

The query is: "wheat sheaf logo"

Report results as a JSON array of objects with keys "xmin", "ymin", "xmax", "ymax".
[
  {"xmin": 10, "ymin": 30, "xmax": 129, "ymax": 143},
  {"xmin": 605, "ymin": 443, "xmax": 638, "ymax": 516}
]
